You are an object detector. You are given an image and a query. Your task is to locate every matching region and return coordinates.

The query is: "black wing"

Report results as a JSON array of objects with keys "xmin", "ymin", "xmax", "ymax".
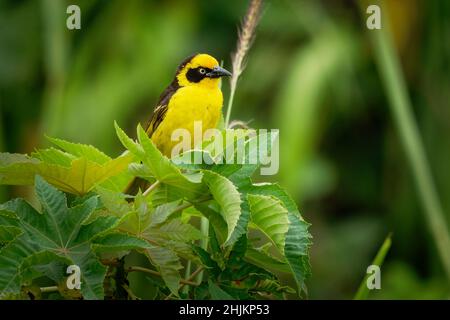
[
  {"xmin": 144, "ymin": 54, "xmax": 196, "ymax": 136},
  {"xmin": 144, "ymin": 81, "xmax": 177, "ymax": 137}
]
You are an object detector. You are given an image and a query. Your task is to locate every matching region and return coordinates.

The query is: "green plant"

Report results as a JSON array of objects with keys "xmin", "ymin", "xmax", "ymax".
[
  {"xmin": 0, "ymin": 123, "xmax": 311, "ymax": 300},
  {"xmin": 361, "ymin": 0, "xmax": 450, "ymax": 281},
  {"xmin": 354, "ymin": 234, "xmax": 392, "ymax": 300}
]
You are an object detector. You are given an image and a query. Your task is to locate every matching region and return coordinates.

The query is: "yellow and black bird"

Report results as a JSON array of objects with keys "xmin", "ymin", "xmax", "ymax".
[{"xmin": 126, "ymin": 53, "xmax": 232, "ymax": 195}]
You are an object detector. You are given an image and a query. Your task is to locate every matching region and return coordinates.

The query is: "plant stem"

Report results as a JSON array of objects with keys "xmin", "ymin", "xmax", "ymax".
[
  {"xmin": 196, "ymin": 218, "xmax": 210, "ymax": 284},
  {"xmin": 182, "ymin": 261, "xmax": 192, "ymax": 295},
  {"xmin": 366, "ymin": 0, "xmax": 450, "ymax": 281},
  {"xmin": 122, "ymin": 284, "xmax": 140, "ymax": 300},
  {"xmin": 225, "ymin": 0, "xmax": 263, "ymax": 128},
  {"xmin": 165, "ymin": 267, "xmax": 204, "ymax": 300},
  {"xmin": 143, "ymin": 180, "xmax": 160, "ymax": 197},
  {"xmin": 40, "ymin": 286, "xmax": 59, "ymax": 293},
  {"xmin": 224, "ymin": 88, "xmax": 237, "ymax": 129}
]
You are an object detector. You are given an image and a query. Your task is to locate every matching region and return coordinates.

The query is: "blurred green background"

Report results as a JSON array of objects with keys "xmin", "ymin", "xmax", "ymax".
[{"xmin": 1, "ymin": 0, "xmax": 450, "ymax": 299}]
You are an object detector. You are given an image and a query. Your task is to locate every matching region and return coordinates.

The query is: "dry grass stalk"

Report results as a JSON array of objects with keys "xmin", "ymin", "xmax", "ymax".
[{"xmin": 225, "ymin": 0, "xmax": 263, "ymax": 127}]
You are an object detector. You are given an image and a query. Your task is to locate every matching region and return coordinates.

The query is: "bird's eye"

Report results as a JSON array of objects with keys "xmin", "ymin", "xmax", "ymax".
[{"xmin": 199, "ymin": 68, "xmax": 206, "ymax": 75}]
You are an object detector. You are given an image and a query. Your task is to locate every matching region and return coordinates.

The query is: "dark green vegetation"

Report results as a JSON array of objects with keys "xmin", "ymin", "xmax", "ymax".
[{"xmin": 0, "ymin": 124, "xmax": 311, "ymax": 299}]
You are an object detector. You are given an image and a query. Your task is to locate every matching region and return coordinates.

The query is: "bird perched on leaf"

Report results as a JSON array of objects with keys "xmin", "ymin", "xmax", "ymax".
[{"xmin": 125, "ymin": 53, "xmax": 232, "ymax": 195}]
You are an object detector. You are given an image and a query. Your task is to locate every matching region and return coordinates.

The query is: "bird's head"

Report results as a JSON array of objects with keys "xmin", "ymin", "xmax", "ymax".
[{"xmin": 176, "ymin": 53, "xmax": 232, "ymax": 89}]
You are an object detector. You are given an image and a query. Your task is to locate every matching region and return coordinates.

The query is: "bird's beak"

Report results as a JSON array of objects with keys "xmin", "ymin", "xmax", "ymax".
[{"xmin": 206, "ymin": 66, "xmax": 232, "ymax": 78}]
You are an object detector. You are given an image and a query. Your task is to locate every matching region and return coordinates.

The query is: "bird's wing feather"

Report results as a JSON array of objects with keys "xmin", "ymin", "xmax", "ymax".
[
  {"xmin": 126, "ymin": 80, "xmax": 179, "ymax": 197},
  {"xmin": 145, "ymin": 81, "xmax": 179, "ymax": 136}
]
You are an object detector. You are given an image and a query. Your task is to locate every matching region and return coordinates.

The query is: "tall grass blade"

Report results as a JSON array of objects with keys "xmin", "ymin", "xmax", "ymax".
[
  {"xmin": 363, "ymin": 0, "xmax": 450, "ymax": 281},
  {"xmin": 354, "ymin": 234, "xmax": 392, "ymax": 300}
]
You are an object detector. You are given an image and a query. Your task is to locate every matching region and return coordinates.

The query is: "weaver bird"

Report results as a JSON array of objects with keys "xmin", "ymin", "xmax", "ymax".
[{"xmin": 126, "ymin": 53, "xmax": 232, "ymax": 195}]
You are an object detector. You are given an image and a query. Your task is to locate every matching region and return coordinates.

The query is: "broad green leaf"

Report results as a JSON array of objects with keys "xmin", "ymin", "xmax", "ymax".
[
  {"xmin": 245, "ymin": 247, "xmax": 291, "ymax": 274},
  {"xmin": 226, "ymin": 198, "xmax": 250, "ymax": 250},
  {"xmin": 192, "ymin": 245, "xmax": 221, "ymax": 278},
  {"xmin": 114, "ymin": 122, "xmax": 144, "ymax": 157},
  {"xmin": 0, "ymin": 153, "xmax": 37, "ymax": 167},
  {"xmin": 0, "ymin": 234, "xmax": 37, "ymax": 293},
  {"xmin": 254, "ymin": 279, "xmax": 296, "ymax": 296},
  {"xmin": 115, "ymin": 123, "xmax": 204, "ymax": 198},
  {"xmin": 171, "ymin": 150, "xmax": 216, "ymax": 170},
  {"xmin": 247, "ymin": 194, "xmax": 289, "ymax": 254},
  {"xmin": 20, "ymin": 251, "xmax": 72, "ymax": 285},
  {"xmin": 92, "ymin": 233, "xmax": 152, "ymax": 253},
  {"xmin": 145, "ymin": 245, "xmax": 182, "ymax": 295},
  {"xmin": 223, "ymin": 236, "xmax": 274, "ymax": 283},
  {"xmin": 245, "ymin": 183, "xmax": 312, "ymax": 296},
  {"xmin": 136, "ymin": 124, "xmax": 203, "ymax": 192},
  {"xmin": 43, "ymin": 157, "xmax": 131, "ymax": 195},
  {"xmin": 96, "ymin": 187, "xmax": 195, "ymax": 293},
  {"xmin": 0, "ymin": 152, "xmax": 132, "ymax": 195},
  {"xmin": 0, "ymin": 153, "xmax": 40, "ymax": 185},
  {"xmin": 96, "ymin": 187, "xmax": 131, "ymax": 217},
  {"xmin": 202, "ymin": 170, "xmax": 242, "ymax": 247},
  {"xmin": 128, "ymin": 163, "xmax": 154, "ymax": 179},
  {"xmin": 208, "ymin": 280, "xmax": 235, "ymax": 300},
  {"xmin": 149, "ymin": 200, "xmax": 183, "ymax": 227},
  {"xmin": 284, "ymin": 213, "xmax": 312, "ymax": 296},
  {"xmin": 193, "ymin": 203, "xmax": 228, "ymax": 245},
  {"xmin": 147, "ymin": 219, "xmax": 203, "ymax": 242},
  {"xmin": 0, "ymin": 225, "xmax": 21, "ymax": 244},
  {"xmin": 0, "ymin": 176, "xmax": 122, "ymax": 299},
  {"xmin": 98, "ymin": 170, "xmax": 134, "ymax": 193},
  {"xmin": 47, "ymin": 136, "xmax": 111, "ymax": 164},
  {"xmin": 0, "ymin": 210, "xmax": 19, "ymax": 226},
  {"xmin": 32, "ymin": 148, "xmax": 75, "ymax": 167}
]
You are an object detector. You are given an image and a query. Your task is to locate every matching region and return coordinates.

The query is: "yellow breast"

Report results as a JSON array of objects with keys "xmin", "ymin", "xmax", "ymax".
[{"xmin": 151, "ymin": 85, "xmax": 223, "ymax": 156}]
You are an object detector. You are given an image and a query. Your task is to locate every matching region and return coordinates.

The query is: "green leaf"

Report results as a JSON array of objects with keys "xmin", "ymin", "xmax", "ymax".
[
  {"xmin": 47, "ymin": 136, "xmax": 111, "ymax": 164},
  {"xmin": 0, "ymin": 152, "xmax": 132, "ymax": 195},
  {"xmin": 354, "ymin": 234, "xmax": 392, "ymax": 300},
  {"xmin": 96, "ymin": 187, "xmax": 194, "ymax": 295},
  {"xmin": 194, "ymin": 202, "xmax": 228, "ymax": 245},
  {"xmin": 247, "ymin": 194, "xmax": 289, "ymax": 253},
  {"xmin": 222, "ymin": 236, "xmax": 274, "ymax": 283},
  {"xmin": 253, "ymin": 279, "xmax": 296, "ymax": 296},
  {"xmin": 0, "ymin": 153, "xmax": 40, "ymax": 185},
  {"xmin": 192, "ymin": 245, "xmax": 221, "ymax": 278},
  {"xmin": 0, "ymin": 176, "xmax": 121, "ymax": 299},
  {"xmin": 151, "ymin": 183, "xmax": 189, "ymax": 206},
  {"xmin": 202, "ymin": 170, "xmax": 242, "ymax": 247},
  {"xmin": 115, "ymin": 123, "xmax": 204, "ymax": 198},
  {"xmin": 20, "ymin": 251, "xmax": 72, "ymax": 285},
  {"xmin": 208, "ymin": 280, "xmax": 235, "ymax": 300},
  {"xmin": 284, "ymin": 212, "xmax": 312, "ymax": 296},
  {"xmin": 114, "ymin": 122, "xmax": 144, "ymax": 157},
  {"xmin": 96, "ymin": 187, "xmax": 131, "ymax": 217},
  {"xmin": 245, "ymin": 247, "xmax": 291, "ymax": 274},
  {"xmin": 92, "ymin": 233, "xmax": 152, "ymax": 253},
  {"xmin": 149, "ymin": 200, "xmax": 183, "ymax": 227},
  {"xmin": 0, "ymin": 225, "xmax": 22, "ymax": 244},
  {"xmin": 246, "ymin": 183, "xmax": 312, "ymax": 296},
  {"xmin": 148, "ymin": 219, "xmax": 203, "ymax": 242},
  {"xmin": 0, "ymin": 234, "xmax": 37, "ymax": 293},
  {"xmin": 145, "ymin": 245, "xmax": 182, "ymax": 295},
  {"xmin": 32, "ymin": 148, "xmax": 75, "ymax": 167}
]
